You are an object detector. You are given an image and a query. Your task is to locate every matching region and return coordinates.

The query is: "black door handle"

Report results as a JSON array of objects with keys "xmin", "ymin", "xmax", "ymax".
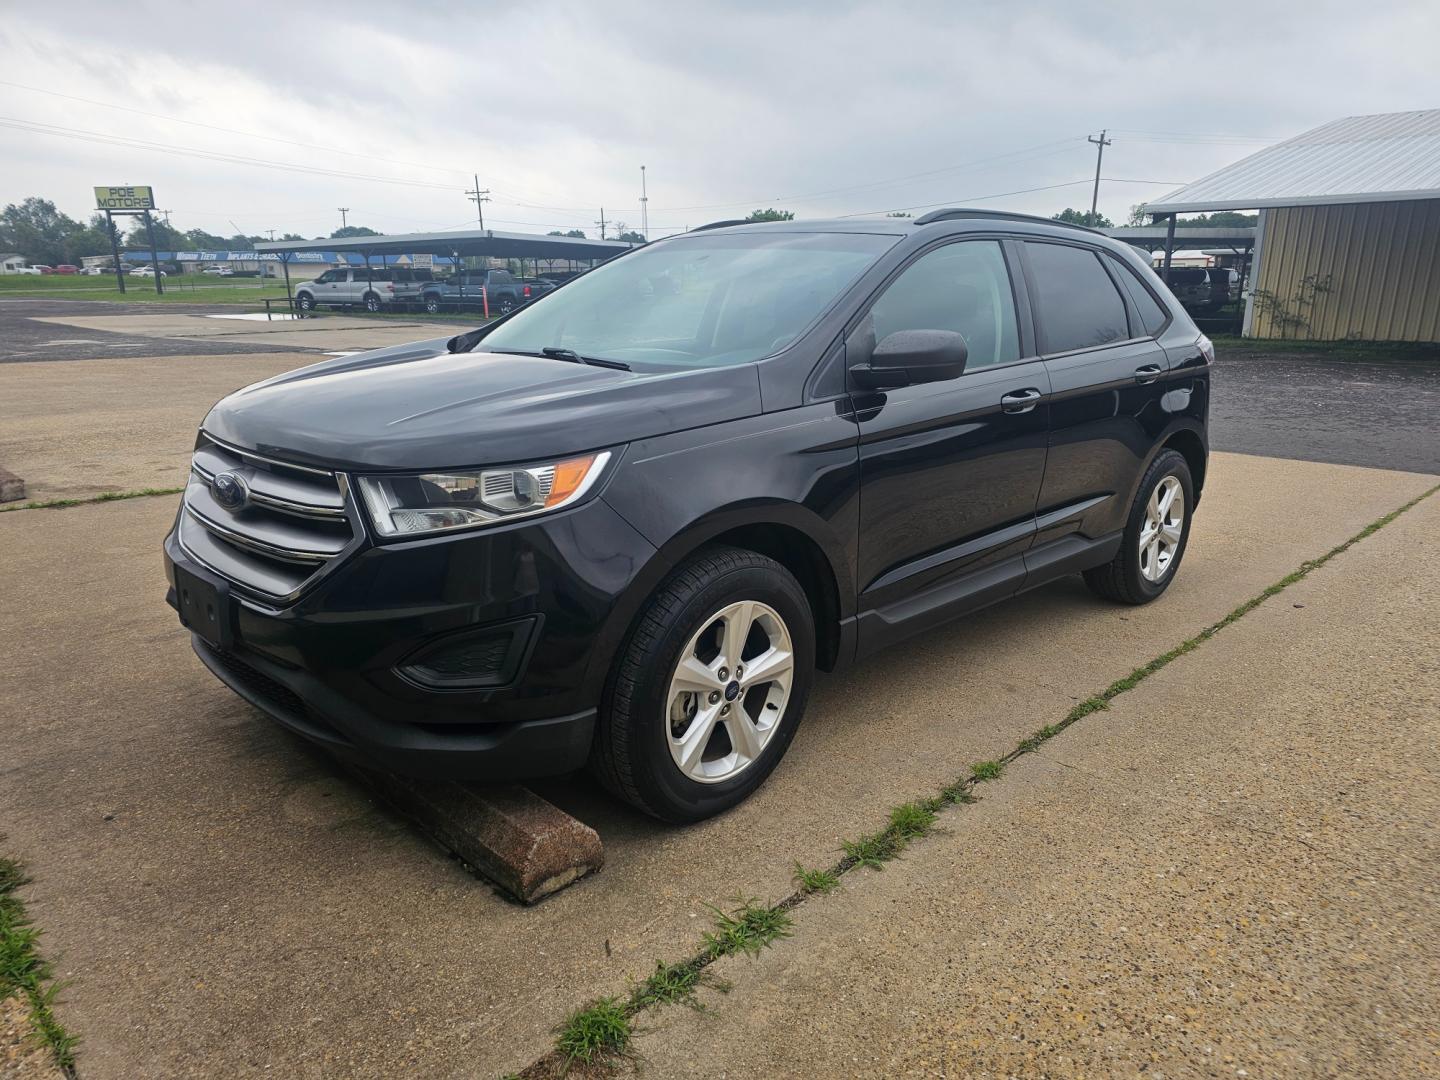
[
  {"xmin": 1134, "ymin": 364, "xmax": 1163, "ymax": 384},
  {"xmin": 1000, "ymin": 388, "xmax": 1043, "ymax": 414}
]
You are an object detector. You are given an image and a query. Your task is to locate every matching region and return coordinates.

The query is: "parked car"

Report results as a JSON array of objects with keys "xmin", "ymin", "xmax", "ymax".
[
  {"xmin": 293, "ymin": 267, "xmax": 428, "ymax": 312},
  {"xmin": 1157, "ymin": 266, "xmax": 1212, "ymax": 310},
  {"xmin": 54, "ymin": 264, "xmax": 79, "ymax": 275},
  {"xmin": 164, "ymin": 211, "xmax": 1211, "ymax": 823},
  {"xmin": 202, "ymin": 265, "xmax": 234, "ymax": 276},
  {"xmin": 11, "ymin": 265, "xmax": 41, "ymax": 275},
  {"xmin": 130, "ymin": 265, "xmax": 167, "ymax": 278},
  {"xmin": 80, "ymin": 266, "xmax": 108, "ymax": 275},
  {"xmin": 1204, "ymin": 267, "xmax": 1241, "ymax": 310},
  {"xmin": 413, "ymin": 268, "xmax": 538, "ymax": 315},
  {"xmin": 31, "ymin": 265, "xmax": 54, "ymax": 274}
]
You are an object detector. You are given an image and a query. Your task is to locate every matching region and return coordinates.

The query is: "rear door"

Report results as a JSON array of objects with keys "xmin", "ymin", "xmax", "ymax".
[
  {"xmin": 851, "ymin": 238, "xmax": 1051, "ymax": 655},
  {"xmin": 1021, "ymin": 239, "xmax": 1173, "ymax": 565}
]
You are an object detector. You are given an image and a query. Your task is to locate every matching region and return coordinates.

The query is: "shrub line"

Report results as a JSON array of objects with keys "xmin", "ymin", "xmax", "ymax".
[
  {"xmin": 0, "ymin": 853, "xmax": 78, "ymax": 1075},
  {"xmin": 511, "ymin": 478, "xmax": 1437, "ymax": 1078}
]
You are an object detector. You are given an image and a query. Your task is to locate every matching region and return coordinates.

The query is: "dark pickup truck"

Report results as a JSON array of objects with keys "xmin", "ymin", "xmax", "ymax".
[{"xmin": 412, "ymin": 269, "xmax": 554, "ymax": 315}]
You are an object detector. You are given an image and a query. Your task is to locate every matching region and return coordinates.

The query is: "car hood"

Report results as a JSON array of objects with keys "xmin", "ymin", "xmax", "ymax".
[{"xmin": 201, "ymin": 336, "xmax": 763, "ymax": 472}]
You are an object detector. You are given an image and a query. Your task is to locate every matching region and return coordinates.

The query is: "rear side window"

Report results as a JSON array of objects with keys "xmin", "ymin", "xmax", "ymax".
[
  {"xmin": 867, "ymin": 240, "xmax": 1020, "ymax": 369},
  {"xmin": 1110, "ymin": 258, "xmax": 1170, "ymax": 336},
  {"xmin": 1025, "ymin": 242, "xmax": 1129, "ymax": 353}
]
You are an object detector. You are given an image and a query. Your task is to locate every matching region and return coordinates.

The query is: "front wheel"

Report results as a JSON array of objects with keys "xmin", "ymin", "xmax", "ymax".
[
  {"xmin": 590, "ymin": 546, "xmax": 815, "ymax": 822},
  {"xmin": 295, "ymin": 292, "xmax": 314, "ymax": 312},
  {"xmin": 423, "ymin": 294, "xmax": 441, "ymax": 314},
  {"xmin": 1084, "ymin": 449, "xmax": 1193, "ymax": 604}
]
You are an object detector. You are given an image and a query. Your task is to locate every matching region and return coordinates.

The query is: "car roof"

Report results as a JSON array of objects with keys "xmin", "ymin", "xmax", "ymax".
[{"xmin": 679, "ymin": 209, "xmax": 1125, "ymax": 249}]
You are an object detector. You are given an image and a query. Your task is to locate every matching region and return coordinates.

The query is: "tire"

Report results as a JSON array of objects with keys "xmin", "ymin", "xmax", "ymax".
[
  {"xmin": 1084, "ymin": 449, "xmax": 1193, "ymax": 605},
  {"xmin": 295, "ymin": 292, "xmax": 314, "ymax": 312},
  {"xmin": 590, "ymin": 545, "xmax": 815, "ymax": 823},
  {"xmin": 498, "ymin": 294, "xmax": 517, "ymax": 315},
  {"xmin": 423, "ymin": 293, "xmax": 441, "ymax": 314},
  {"xmin": 363, "ymin": 292, "xmax": 381, "ymax": 313}
]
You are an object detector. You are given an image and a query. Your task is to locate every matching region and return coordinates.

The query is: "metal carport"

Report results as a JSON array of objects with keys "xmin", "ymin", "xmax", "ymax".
[{"xmin": 255, "ymin": 229, "xmax": 636, "ymax": 313}]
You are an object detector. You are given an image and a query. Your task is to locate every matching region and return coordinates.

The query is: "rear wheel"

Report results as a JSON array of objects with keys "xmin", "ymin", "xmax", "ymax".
[
  {"xmin": 1084, "ymin": 449, "xmax": 1193, "ymax": 604},
  {"xmin": 423, "ymin": 293, "xmax": 441, "ymax": 314},
  {"xmin": 498, "ymin": 294, "xmax": 517, "ymax": 315},
  {"xmin": 590, "ymin": 546, "xmax": 814, "ymax": 822},
  {"xmin": 363, "ymin": 292, "xmax": 382, "ymax": 313}
]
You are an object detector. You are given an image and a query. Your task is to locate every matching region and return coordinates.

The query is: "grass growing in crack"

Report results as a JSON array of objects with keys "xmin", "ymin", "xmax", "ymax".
[
  {"xmin": 970, "ymin": 760, "xmax": 1004, "ymax": 782},
  {"xmin": 555, "ymin": 996, "xmax": 631, "ymax": 1064},
  {"xmin": 0, "ymin": 486, "xmax": 184, "ymax": 513},
  {"xmin": 702, "ymin": 898, "xmax": 793, "ymax": 959},
  {"xmin": 793, "ymin": 863, "xmax": 841, "ymax": 895},
  {"xmin": 515, "ymin": 482, "xmax": 1439, "ymax": 1080},
  {"xmin": 630, "ymin": 959, "xmax": 726, "ymax": 1011},
  {"xmin": 0, "ymin": 853, "xmax": 78, "ymax": 1071}
]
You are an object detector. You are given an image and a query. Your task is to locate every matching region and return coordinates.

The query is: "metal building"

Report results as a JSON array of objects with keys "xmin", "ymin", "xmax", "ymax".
[{"xmin": 1147, "ymin": 109, "xmax": 1440, "ymax": 342}]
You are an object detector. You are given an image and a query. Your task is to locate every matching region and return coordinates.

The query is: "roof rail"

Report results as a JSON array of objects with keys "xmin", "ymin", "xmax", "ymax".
[
  {"xmin": 911, "ymin": 208, "xmax": 1104, "ymax": 234},
  {"xmin": 691, "ymin": 219, "xmax": 751, "ymax": 232}
]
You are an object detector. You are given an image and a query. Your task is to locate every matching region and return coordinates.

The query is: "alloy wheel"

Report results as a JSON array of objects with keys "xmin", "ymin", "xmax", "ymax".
[
  {"xmin": 1139, "ymin": 474, "xmax": 1184, "ymax": 582},
  {"xmin": 664, "ymin": 600, "xmax": 795, "ymax": 784}
]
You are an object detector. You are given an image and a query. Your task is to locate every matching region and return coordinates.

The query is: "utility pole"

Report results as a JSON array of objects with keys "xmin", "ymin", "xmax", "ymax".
[
  {"xmin": 466, "ymin": 176, "xmax": 490, "ymax": 230},
  {"xmin": 160, "ymin": 208, "xmax": 173, "ymax": 227},
  {"xmin": 640, "ymin": 166, "xmax": 649, "ymax": 240},
  {"xmin": 266, "ymin": 229, "xmax": 277, "ymax": 241},
  {"xmin": 595, "ymin": 207, "xmax": 607, "ymax": 240},
  {"xmin": 1088, "ymin": 129, "xmax": 1112, "ymax": 227},
  {"xmin": 337, "ymin": 207, "xmax": 350, "ymax": 230}
]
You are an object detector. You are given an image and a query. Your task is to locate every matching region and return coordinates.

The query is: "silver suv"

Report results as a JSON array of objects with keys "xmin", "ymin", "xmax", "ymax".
[{"xmin": 294, "ymin": 267, "xmax": 435, "ymax": 313}]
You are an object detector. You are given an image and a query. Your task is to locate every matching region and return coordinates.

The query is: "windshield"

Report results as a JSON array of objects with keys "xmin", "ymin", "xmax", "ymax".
[{"xmin": 478, "ymin": 231, "xmax": 896, "ymax": 369}]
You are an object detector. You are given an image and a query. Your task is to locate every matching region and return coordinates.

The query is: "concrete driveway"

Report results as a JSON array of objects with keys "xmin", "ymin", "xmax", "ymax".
[{"xmin": 0, "ymin": 345, "xmax": 1436, "ymax": 1077}]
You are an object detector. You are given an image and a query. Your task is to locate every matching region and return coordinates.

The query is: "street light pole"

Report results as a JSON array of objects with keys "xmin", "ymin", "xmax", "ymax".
[{"xmin": 640, "ymin": 165, "xmax": 649, "ymax": 240}]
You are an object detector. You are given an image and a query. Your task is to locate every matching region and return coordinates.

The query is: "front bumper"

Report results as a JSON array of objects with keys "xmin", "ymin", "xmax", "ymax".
[{"xmin": 165, "ymin": 494, "xmax": 658, "ymax": 780}]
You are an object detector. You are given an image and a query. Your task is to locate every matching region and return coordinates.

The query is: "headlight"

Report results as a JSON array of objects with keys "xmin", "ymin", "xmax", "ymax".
[{"xmin": 357, "ymin": 451, "xmax": 611, "ymax": 537}]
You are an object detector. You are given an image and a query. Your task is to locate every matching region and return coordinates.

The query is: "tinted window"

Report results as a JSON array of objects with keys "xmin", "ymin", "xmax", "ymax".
[
  {"xmin": 1111, "ymin": 257, "xmax": 1170, "ymax": 336},
  {"xmin": 867, "ymin": 241, "xmax": 1020, "ymax": 369},
  {"xmin": 1025, "ymin": 242, "xmax": 1129, "ymax": 353}
]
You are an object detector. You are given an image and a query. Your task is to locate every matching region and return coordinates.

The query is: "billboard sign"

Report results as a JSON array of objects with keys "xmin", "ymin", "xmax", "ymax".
[{"xmin": 94, "ymin": 186, "xmax": 156, "ymax": 211}]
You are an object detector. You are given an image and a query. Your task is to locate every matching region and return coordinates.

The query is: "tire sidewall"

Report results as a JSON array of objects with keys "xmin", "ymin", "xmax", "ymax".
[
  {"xmin": 1124, "ymin": 450, "xmax": 1194, "ymax": 601},
  {"xmin": 622, "ymin": 564, "xmax": 814, "ymax": 822},
  {"xmin": 364, "ymin": 293, "xmax": 380, "ymax": 312}
]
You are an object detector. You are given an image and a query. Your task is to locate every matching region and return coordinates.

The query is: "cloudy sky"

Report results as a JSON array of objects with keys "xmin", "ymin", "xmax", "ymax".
[{"xmin": 2, "ymin": 0, "xmax": 1437, "ymax": 241}]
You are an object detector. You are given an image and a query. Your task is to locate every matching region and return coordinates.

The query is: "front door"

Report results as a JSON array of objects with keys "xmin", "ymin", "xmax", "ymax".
[{"xmin": 850, "ymin": 239, "xmax": 1050, "ymax": 656}]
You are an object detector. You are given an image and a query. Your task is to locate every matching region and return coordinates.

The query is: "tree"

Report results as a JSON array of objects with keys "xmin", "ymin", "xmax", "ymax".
[
  {"xmin": 0, "ymin": 197, "xmax": 84, "ymax": 265},
  {"xmin": 331, "ymin": 225, "xmax": 380, "ymax": 239},
  {"xmin": 1127, "ymin": 203, "xmax": 1259, "ymax": 228},
  {"xmin": 1052, "ymin": 207, "xmax": 1113, "ymax": 228},
  {"xmin": 745, "ymin": 208, "xmax": 795, "ymax": 222},
  {"xmin": 184, "ymin": 227, "xmax": 230, "ymax": 250},
  {"xmin": 547, "ymin": 229, "xmax": 587, "ymax": 239},
  {"xmin": 615, "ymin": 230, "xmax": 646, "ymax": 243},
  {"xmin": 124, "ymin": 215, "xmax": 186, "ymax": 252}
]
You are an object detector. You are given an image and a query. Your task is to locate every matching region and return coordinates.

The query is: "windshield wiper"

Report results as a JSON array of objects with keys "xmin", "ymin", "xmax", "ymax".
[{"xmin": 539, "ymin": 346, "xmax": 631, "ymax": 371}]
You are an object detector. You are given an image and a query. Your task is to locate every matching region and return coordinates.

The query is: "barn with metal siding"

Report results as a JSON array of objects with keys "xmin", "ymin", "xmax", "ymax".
[{"xmin": 1147, "ymin": 109, "xmax": 1440, "ymax": 343}]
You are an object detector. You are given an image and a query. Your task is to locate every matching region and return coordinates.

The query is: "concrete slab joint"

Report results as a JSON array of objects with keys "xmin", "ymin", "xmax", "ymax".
[
  {"xmin": 0, "ymin": 467, "xmax": 25, "ymax": 503},
  {"xmin": 351, "ymin": 769, "xmax": 604, "ymax": 904}
]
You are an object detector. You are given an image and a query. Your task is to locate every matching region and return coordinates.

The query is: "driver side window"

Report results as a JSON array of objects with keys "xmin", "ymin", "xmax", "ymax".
[{"xmin": 867, "ymin": 241, "xmax": 1021, "ymax": 370}]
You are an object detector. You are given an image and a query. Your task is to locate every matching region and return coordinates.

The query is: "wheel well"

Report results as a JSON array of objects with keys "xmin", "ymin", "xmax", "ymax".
[
  {"xmin": 1161, "ymin": 429, "xmax": 1206, "ymax": 500},
  {"xmin": 708, "ymin": 523, "xmax": 843, "ymax": 671}
]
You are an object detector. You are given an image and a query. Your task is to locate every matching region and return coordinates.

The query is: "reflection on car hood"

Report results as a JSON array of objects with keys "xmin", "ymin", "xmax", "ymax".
[{"xmin": 201, "ymin": 336, "xmax": 762, "ymax": 471}]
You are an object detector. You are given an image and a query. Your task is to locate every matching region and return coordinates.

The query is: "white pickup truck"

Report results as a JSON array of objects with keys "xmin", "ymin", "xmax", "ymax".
[{"xmin": 293, "ymin": 267, "xmax": 434, "ymax": 313}]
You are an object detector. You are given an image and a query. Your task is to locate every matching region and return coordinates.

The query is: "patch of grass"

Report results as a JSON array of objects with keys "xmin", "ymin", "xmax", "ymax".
[
  {"xmin": 841, "ymin": 829, "xmax": 898, "ymax": 870},
  {"xmin": 630, "ymin": 959, "xmax": 713, "ymax": 1011},
  {"xmin": 969, "ymin": 760, "xmax": 1004, "ymax": 782},
  {"xmin": 793, "ymin": 863, "xmax": 840, "ymax": 895},
  {"xmin": 701, "ymin": 898, "xmax": 792, "ymax": 959},
  {"xmin": 555, "ymin": 996, "xmax": 631, "ymax": 1064},
  {"xmin": 887, "ymin": 800, "xmax": 938, "ymax": 840},
  {"xmin": 0, "ymin": 853, "xmax": 78, "ymax": 1071},
  {"xmin": 1212, "ymin": 334, "xmax": 1440, "ymax": 364},
  {"xmin": 0, "ymin": 486, "xmax": 184, "ymax": 513}
]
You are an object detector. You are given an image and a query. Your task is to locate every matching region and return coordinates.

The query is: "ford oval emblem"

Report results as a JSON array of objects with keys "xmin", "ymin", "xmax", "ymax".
[{"xmin": 211, "ymin": 471, "xmax": 249, "ymax": 512}]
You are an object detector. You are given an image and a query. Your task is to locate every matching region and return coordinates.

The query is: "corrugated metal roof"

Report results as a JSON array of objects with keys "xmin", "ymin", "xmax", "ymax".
[{"xmin": 1148, "ymin": 109, "xmax": 1440, "ymax": 213}]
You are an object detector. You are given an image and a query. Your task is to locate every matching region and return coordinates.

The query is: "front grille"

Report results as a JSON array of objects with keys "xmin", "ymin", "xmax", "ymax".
[
  {"xmin": 207, "ymin": 645, "xmax": 309, "ymax": 719},
  {"xmin": 180, "ymin": 433, "xmax": 361, "ymax": 601}
]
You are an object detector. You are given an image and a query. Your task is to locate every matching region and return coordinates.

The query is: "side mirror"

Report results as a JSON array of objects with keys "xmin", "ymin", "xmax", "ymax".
[{"xmin": 851, "ymin": 329, "xmax": 968, "ymax": 390}]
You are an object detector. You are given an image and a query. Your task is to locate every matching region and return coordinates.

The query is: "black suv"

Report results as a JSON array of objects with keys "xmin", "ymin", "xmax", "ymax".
[{"xmin": 165, "ymin": 211, "xmax": 1210, "ymax": 822}]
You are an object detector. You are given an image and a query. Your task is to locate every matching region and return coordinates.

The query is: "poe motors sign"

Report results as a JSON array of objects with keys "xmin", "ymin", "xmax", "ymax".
[
  {"xmin": 94, "ymin": 185, "xmax": 156, "ymax": 211},
  {"xmin": 94, "ymin": 185, "xmax": 161, "ymax": 293}
]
